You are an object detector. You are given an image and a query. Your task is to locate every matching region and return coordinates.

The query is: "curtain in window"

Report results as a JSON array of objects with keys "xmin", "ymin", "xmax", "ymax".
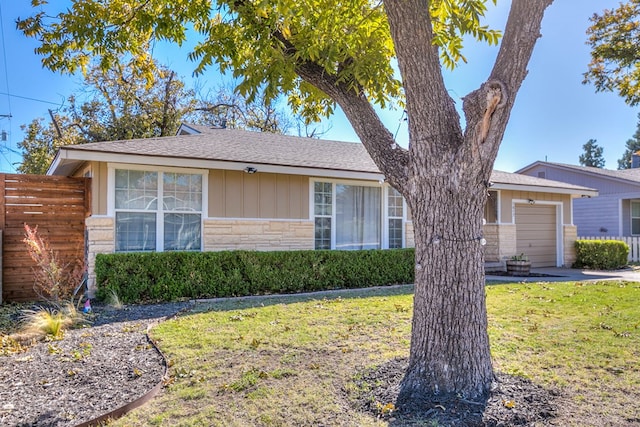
[{"xmin": 336, "ymin": 185, "xmax": 381, "ymax": 250}]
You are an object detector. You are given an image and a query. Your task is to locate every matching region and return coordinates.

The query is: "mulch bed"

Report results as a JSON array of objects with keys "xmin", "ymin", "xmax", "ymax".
[
  {"xmin": 0, "ymin": 302, "xmax": 191, "ymax": 427},
  {"xmin": 349, "ymin": 358, "xmax": 561, "ymax": 426}
]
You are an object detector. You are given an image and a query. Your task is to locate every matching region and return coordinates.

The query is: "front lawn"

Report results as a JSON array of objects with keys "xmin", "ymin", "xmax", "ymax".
[{"xmin": 108, "ymin": 281, "xmax": 640, "ymax": 426}]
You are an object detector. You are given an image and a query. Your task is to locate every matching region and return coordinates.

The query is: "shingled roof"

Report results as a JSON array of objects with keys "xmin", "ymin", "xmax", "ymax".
[
  {"xmin": 517, "ymin": 161, "xmax": 640, "ymax": 184},
  {"xmin": 52, "ymin": 127, "xmax": 379, "ymax": 174},
  {"xmin": 48, "ymin": 125, "xmax": 597, "ymax": 196}
]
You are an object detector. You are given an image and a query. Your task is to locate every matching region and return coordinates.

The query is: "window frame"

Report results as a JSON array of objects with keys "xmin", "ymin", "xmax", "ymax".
[
  {"xmin": 484, "ymin": 190, "xmax": 500, "ymax": 224},
  {"xmin": 631, "ymin": 200, "xmax": 640, "ymax": 235},
  {"xmin": 310, "ymin": 178, "xmax": 406, "ymax": 250},
  {"xmin": 108, "ymin": 164, "xmax": 208, "ymax": 252},
  {"xmin": 385, "ymin": 185, "xmax": 405, "ymax": 249}
]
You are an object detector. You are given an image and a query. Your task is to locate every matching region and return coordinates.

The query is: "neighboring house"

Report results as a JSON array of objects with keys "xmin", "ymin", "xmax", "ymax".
[
  {"xmin": 47, "ymin": 124, "xmax": 597, "ymax": 293},
  {"xmin": 517, "ymin": 161, "xmax": 640, "ymax": 237}
]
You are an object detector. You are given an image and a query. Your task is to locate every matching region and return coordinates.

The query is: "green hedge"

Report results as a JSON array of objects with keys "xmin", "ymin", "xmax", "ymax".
[
  {"xmin": 573, "ymin": 240, "xmax": 629, "ymax": 270},
  {"xmin": 95, "ymin": 249, "xmax": 415, "ymax": 303}
]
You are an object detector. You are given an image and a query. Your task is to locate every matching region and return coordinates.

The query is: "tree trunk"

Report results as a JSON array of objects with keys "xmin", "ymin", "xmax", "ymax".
[
  {"xmin": 298, "ymin": 0, "xmax": 553, "ymax": 405},
  {"xmin": 399, "ymin": 168, "xmax": 492, "ymax": 401}
]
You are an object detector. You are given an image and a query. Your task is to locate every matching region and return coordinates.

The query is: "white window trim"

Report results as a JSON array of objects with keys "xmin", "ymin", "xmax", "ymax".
[
  {"xmin": 485, "ymin": 190, "xmax": 501, "ymax": 225},
  {"xmin": 383, "ymin": 185, "xmax": 406, "ymax": 249},
  {"xmin": 630, "ymin": 200, "xmax": 640, "ymax": 236},
  {"xmin": 309, "ymin": 178, "xmax": 405, "ymax": 250},
  {"xmin": 108, "ymin": 163, "xmax": 209, "ymax": 252}
]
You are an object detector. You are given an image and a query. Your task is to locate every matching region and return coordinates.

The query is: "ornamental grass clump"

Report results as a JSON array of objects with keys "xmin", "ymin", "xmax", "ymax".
[
  {"xmin": 19, "ymin": 303, "xmax": 85, "ymax": 340},
  {"xmin": 19, "ymin": 224, "xmax": 88, "ymax": 341}
]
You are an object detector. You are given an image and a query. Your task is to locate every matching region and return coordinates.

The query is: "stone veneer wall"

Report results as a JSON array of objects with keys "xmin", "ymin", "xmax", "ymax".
[
  {"xmin": 563, "ymin": 224, "xmax": 577, "ymax": 267},
  {"xmin": 405, "ymin": 222, "xmax": 415, "ymax": 248},
  {"xmin": 85, "ymin": 216, "xmax": 115, "ymax": 297},
  {"xmin": 482, "ymin": 224, "xmax": 500, "ymax": 262},
  {"xmin": 497, "ymin": 224, "xmax": 518, "ymax": 262},
  {"xmin": 203, "ymin": 219, "xmax": 314, "ymax": 251}
]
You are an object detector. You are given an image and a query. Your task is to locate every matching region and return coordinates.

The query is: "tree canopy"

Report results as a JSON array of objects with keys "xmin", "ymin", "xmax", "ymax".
[
  {"xmin": 584, "ymin": 0, "xmax": 640, "ymax": 105},
  {"xmin": 18, "ymin": 0, "xmax": 500, "ymax": 122},
  {"xmin": 17, "ymin": 61, "xmax": 194, "ymax": 174},
  {"xmin": 578, "ymin": 138, "xmax": 605, "ymax": 168}
]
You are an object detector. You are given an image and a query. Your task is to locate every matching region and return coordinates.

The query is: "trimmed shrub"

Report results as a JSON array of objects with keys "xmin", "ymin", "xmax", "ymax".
[
  {"xmin": 95, "ymin": 249, "xmax": 415, "ymax": 304},
  {"xmin": 573, "ymin": 240, "xmax": 629, "ymax": 270}
]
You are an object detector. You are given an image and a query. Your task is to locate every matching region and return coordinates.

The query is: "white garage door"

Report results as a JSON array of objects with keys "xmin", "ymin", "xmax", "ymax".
[{"xmin": 515, "ymin": 204, "xmax": 558, "ymax": 267}]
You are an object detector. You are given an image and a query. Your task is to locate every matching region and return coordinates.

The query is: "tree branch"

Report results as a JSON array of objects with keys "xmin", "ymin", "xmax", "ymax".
[
  {"xmin": 295, "ymin": 61, "xmax": 409, "ymax": 190},
  {"xmin": 462, "ymin": 0, "xmax": 553, "ymax": 170},
  {"xmin": 228, "ymin": 0, "xmax": 409, "ymax": 188},
  {"xmin": 384, "ymin": 0, "xmax": 463, "ymax": 147}
]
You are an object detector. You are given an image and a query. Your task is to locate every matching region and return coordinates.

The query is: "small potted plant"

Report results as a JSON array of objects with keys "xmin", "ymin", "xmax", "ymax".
[{"xmin": 506, "ymin": 253, "xmax": 531, "ymax": 276}]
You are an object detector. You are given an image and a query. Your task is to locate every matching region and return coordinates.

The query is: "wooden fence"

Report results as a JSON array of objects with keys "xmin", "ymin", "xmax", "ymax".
[
  {"xmin": 578, "ymin": 236, "xmax": 640, "ymax": 262},
  {"xmin": 1, "ymin": 174, "xmax": 91, "ymax": 303}
]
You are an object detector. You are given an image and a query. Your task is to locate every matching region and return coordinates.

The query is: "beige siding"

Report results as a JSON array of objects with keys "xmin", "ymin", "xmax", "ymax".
[
  {"xmin": 499, "ymin": 190, "xmax": 572, "ymax": 225},
  {"xmin": 71, "ymin": 161, "xmax": 108, "ymax": 215},
  {"xmin": 209, "ymin": 170, "xmax": 309, "ymax": 219},
  {"xmin": 93, "ymin": 162, "xmax": 108, "ymax": 215}
]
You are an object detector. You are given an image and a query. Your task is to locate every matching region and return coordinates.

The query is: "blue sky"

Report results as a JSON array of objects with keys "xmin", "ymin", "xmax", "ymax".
[{"xmin": 0, "ymin": 1, "xmax": 637, "ymax": 173}]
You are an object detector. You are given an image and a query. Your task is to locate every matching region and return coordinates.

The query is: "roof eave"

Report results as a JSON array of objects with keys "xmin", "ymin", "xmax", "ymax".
[
  {"xmin": 516, "ymin": 161, "xmax": 640, "ymax": 187},
  {"xmin": 492, "ymin": 182, "xmax": 598, "ymax": 197},
  {"xmin": 52, "ymin": 148, "xmax": 385, "ymax": 181}
]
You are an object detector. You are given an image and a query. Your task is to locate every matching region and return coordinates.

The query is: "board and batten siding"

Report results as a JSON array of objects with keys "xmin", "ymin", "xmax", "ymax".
[
  {"xmin": 86, "ymin": 163, "xmax": 310, "ymax": 220},
  {"xmin": 73, "ymin": 161, "xmax": 108, "ymax": 216},
  {"xmin": 209, "ymin": 170, "xmax": 309, "ymax": 219},
  {"xmin": 499, "ymin": 190, "xmax": 571, "ymax": 225}
]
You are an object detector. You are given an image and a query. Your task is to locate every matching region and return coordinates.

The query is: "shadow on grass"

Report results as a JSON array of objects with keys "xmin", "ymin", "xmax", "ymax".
[{"xmin": 190, "ymin": 283, "xmax": 416, "ymax": 314}]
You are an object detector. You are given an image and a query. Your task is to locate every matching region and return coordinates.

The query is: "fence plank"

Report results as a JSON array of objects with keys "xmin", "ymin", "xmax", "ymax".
[{"xmin": 1, "ymin": 173, "xmax": 91, "ymax": 302}]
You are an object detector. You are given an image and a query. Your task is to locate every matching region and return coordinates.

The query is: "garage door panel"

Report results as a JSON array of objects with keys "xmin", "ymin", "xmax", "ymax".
[{"xmin": 515, "ymin": 204, "xmax": 557, "ymax": 268}]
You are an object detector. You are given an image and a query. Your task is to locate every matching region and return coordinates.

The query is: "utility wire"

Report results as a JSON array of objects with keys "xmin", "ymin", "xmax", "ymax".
[{"xmin": 0, "ymin": 91, "xmax": 63, "ymax": 106}]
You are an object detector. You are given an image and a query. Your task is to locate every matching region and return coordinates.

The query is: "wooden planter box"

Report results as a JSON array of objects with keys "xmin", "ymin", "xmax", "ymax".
[{"xmin": 506, "ymin": 260, "xmax": 531, "ymax": 276}]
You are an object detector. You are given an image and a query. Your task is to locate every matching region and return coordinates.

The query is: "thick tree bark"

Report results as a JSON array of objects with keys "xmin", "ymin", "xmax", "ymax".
[
  {"xmin": 384, "ymin": 0, "xmax": 553, "ymax": 401},
  {"xmin": 296, "ymin": 0, "xmax": 553, "ymax": 403}
]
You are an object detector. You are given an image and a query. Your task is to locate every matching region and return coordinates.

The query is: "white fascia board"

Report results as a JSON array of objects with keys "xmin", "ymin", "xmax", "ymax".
[
  {"xmin": 55, "ymin": 149, "xmax": 385, "ymax": 181},
  {"xmin": 492, "ymin": 182, "xmax": 598, "ymax": 198},
  {"xmin": 47, "ymin": 150, "xmax": 64, "ymax": 175},
  {"xmin": 176, "ymin": 123, "xmax": 200, "ymax": 135}
]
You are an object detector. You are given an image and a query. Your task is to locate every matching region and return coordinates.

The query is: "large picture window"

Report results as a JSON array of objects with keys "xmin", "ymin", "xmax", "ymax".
[
  {"xmin": 313, "ymin": 181, "xmax": 403, "ymax": 250},
  {"xmin": 114, "ymin": 168, "xmax": 203, "ymax": 252}
]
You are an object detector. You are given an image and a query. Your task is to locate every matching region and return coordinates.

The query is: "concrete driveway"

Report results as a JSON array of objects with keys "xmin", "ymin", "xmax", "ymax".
[{"xmin": 486, "ymin": 267, "xmax": 640, "ymax": 282}]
